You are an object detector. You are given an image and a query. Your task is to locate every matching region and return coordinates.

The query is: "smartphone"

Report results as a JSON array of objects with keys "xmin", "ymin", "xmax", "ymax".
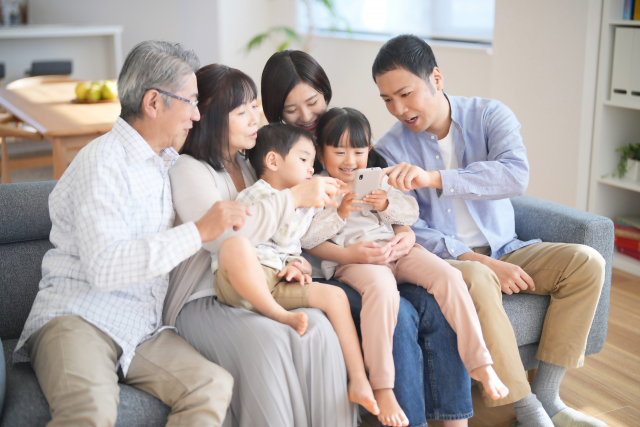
[{"xmin": 352, "ymin": 167, "xmax": 382, "ymax": 212}]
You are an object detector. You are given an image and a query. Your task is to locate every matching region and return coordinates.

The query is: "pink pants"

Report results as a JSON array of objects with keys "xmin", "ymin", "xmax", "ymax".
[{"xmin": 334, "ymin": 244, "xmax": 492, "ymax": 390}]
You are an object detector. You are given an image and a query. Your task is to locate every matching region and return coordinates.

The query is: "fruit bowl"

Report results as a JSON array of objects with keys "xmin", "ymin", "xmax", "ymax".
[
  {"xmin": 71, "ymin": 98, "xmax": 119, "ymax": 104},
  {"xmin": 75, "ymin": 80, "xmax": 118, "ymax": 103}
]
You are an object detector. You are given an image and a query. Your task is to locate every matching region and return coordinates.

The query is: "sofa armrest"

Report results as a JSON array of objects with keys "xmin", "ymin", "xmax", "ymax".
[
  {"xmin": 510, "ymin": 195, "xmax": 614, "ymax": 355},
  {"xmin": 0, "ymin": 338, "xmax": 5, "ymax": 418}
]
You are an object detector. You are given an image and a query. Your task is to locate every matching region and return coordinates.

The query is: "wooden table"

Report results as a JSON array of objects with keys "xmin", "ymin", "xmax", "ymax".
[{"xmin": 0, "ymin": 81, "xmax": 121, "ymax": 179}]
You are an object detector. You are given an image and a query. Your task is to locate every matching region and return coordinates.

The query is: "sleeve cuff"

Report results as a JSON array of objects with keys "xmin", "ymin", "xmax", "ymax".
[
  {"xmin": 441, "ymin": 238, "xmax": 472, "ymax": 260},
  {"xmin": 180, "ymin": 221, "xmax": 204, "ymax": 258},
  {"xmin": 439, "ymin": 169, "xmax": 478, "ymax": 199}
]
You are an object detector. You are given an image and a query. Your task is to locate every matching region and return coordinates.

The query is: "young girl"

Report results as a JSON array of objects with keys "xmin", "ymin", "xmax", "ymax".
[{"xmin": 301, "ymin": 107, "xmax": 509, "ymax": 427}]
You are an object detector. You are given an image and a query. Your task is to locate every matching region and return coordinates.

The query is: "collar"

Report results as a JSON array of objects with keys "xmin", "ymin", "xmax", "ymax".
[
  {"xmin": 112, "ymin": 117, "xmax": 159, "ymax": 165},
  {"xmin": 443, "ymin": 92, "xmax": 463, "ymax": 128}
]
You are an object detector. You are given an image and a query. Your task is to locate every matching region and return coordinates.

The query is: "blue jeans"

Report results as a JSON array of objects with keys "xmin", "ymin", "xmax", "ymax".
[{"xmin": 317, "ymin": 279, "xmax": 472, "ymax": 426}]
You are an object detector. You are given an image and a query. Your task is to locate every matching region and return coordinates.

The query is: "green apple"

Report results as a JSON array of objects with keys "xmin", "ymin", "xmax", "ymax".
[
  {"xmin": 75, "ymin": 82, "xmax": 90, "ymax": 101},
  {"xmin": 87, "ymin": 84, "xmax": 102, "ymax": 102},
  {"xmin": 101, "ymin": 80, "xmax": 118, "ymax": 100}
]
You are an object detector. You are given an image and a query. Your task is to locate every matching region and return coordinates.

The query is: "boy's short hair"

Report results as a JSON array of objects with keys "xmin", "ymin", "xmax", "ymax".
[
  {"xmin": 247, "ymin": 123, "xmax": 314, "ymax": 178},
  {"xmin": 372, "ymin": 34, "xmax": 438, "ymax": 83}
]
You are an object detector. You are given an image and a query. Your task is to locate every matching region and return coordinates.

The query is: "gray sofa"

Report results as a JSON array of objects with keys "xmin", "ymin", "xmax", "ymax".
[{"xmin": 0, "ymin": 181, "xmax": 613, "ymax": 426}]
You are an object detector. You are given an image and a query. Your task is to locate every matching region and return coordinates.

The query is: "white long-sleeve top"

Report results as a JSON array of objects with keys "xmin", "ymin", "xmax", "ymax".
[
  {"xmin": 164, "ymin": 153, "xmax": 298, "ymax": 315},
  {"xmin": 235, "ymin": 179, "xmax": 333, "ymax": 271},
  {"xmin": 14, "ymin": 118, "xmax": 203, "ymax": 375},
  {"xmin": 301, "ymin": 171, "xmax": 419, "ymax": 279}
]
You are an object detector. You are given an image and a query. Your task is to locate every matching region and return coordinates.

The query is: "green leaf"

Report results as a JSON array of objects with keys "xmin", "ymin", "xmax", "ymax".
[
  {"xmin": 615, "ymin": 143, "xmax": 640, "ymax": 178},
  {"xmin": 316, "ymin": 0, "xmax": 338, "ymax": 17},
  {"xmin": 246, "ymin": 33, "xmax": 270, "ymax": 52},
  {"xmin": 277, "ymin": 40, "xmax": 290, "ymax": 51}
]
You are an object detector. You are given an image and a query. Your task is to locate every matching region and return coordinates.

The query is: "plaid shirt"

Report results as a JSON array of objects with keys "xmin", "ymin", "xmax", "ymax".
[
  {"xmin": 235, "ymin": 179, "xmax": 319, "ymax": 271},
  {"xmin": 13, "ymin": 117, "xmax": 202, "ymax": 375}
]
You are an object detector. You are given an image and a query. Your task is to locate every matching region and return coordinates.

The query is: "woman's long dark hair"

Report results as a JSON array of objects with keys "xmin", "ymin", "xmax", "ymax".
[
  {"xmin": 180, "ymin": 64, "xmax": 257, "ymax": 171},
  {"xmin": 261, "ymin": 50, "xmax": 332, "ymax": 124},
  {"xmin": 314, "ymin": 107, "xmax": 387, "ymax": 173}
]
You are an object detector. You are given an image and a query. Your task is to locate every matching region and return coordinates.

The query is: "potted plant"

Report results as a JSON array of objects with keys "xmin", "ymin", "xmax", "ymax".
[
  {"xmin": 615, "ymin": 143, "xmax": 640, "ymax": 180},
  {"xmin": 246, "ymin": 0, "xmax": 348, "ymax": 53}
]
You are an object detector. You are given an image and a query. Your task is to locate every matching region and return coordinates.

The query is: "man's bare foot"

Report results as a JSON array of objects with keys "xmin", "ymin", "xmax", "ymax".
[
  {"xmin": 348, "ymin": 377, "xmax": 379, "ymax": 415},
  {"xmin": 373, "ymin": 388, "xmax": 409, "ymax": 427},
  {"xmin": 469, "ymin": 364, "xmax": 509, "ymax": 400},
  {"xmin": 276, "ymin": 311, "xmax": 308, "ymax": 336}
]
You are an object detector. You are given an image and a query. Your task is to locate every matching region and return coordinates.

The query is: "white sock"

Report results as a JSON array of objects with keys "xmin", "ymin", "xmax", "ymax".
[
  {"xmin": 513, "ymin": 393, "xmax": 554, "ymax": 427},
  {"xmin": 531, "ymin": 361, "xmax": 568, "ymax": 417}
]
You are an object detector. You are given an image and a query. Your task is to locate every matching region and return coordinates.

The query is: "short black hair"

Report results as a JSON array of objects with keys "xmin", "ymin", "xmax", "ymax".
[
  {"xmin": 247, "ymin": 123, "xmax": 314, "ymax": 178},
  {"xmin": 261, "ymin": 50, "xmax": 332, "ymax": 123},
  {"xmin": 315, "ymin": 107, "xmax": 387, "ymax": 172},
  {"xmin": 180, "ymin": 64, "xmax": 257, "ymax": 171},
  {"xmin": 372, "ymin": 34, "xmax": 438, "ymax": 83}
]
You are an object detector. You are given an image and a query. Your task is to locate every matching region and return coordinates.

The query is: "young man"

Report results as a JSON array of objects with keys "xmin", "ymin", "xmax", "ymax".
[
  {"xmin": 373, "ymin": 34, "xmax": 606, "ymax": 427},
  {"xmin": 12, "ymin": 41, "xmax": 247, "ymax": 427}
]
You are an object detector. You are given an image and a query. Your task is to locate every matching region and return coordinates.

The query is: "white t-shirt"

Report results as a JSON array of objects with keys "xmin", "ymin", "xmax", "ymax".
[{"xmin": 437, "ymin": 124, "xmax": 489, "ymax": 249}]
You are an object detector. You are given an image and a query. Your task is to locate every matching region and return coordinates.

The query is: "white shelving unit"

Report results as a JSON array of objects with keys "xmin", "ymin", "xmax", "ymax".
[{"xmin": 588, "ymin": 0, "xmax": 640, "ymax": 277}]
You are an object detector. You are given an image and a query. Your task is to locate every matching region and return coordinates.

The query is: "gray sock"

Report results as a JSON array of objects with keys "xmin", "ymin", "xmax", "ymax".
[
  {"xmin": 513, "ymin": 393, "xmax": 554, "ymax": 427},
  {"xmin": 531, "ymin": 361, "xmax": 569, "ymax": 417}
]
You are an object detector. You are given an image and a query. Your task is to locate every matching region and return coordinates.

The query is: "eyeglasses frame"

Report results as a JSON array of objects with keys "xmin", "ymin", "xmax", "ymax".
[{"xmin": 146, "ymin": 88, "xmax": 199, "ymax": 108}]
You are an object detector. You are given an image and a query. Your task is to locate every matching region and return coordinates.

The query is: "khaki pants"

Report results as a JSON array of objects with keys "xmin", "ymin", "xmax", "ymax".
[
  {"xmin": 215, "ymin": 264, "xmax": 312, "ymax": 312},
  {"xmin": 446, "ymin": 242, "xmax": 605, "ymax": 407},
  {"xmin": 26, "ymin": 315, "xmax": 234, "ymax": 427}
]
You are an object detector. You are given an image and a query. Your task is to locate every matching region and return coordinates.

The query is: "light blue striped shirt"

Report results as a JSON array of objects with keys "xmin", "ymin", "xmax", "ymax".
[{"xmin": 376, "ymin": 94, "xmax": 540, "ymax": 260}]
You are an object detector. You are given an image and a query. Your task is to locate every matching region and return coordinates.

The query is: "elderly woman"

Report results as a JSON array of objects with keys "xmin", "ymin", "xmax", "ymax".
[{"xmin": 163, "ymin": 63, "xmax": 358, "ymax": 427}]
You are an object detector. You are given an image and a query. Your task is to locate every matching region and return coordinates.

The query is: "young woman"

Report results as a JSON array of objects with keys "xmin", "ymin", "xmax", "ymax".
[
  {"xmin": 165, "ymin": 63, "xmax": 358, "ymax": 427},
  {"xmin": 261, "ymin": 50, "xmax": 474, "ymax": 427}
]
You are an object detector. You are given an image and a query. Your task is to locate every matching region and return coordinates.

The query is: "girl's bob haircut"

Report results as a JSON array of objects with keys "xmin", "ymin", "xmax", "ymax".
[{"xmin": 315, "ymin": 107, "xmax": 387, "ymax": 171}]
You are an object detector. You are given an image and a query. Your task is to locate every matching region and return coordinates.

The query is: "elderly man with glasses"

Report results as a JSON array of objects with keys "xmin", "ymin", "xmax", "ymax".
[{"xmin": 12, "ymin": 41, "xmax": 242, "ymax": 427}]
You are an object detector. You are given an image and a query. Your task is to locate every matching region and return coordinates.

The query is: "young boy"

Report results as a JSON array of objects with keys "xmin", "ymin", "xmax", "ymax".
[
  {"xmin": 213, "ymin": 123, "xmax": 380, "ymax": 417},
  {"xmin": 373, "ymin": 34, "xmax": 606, "ymax": 427}
]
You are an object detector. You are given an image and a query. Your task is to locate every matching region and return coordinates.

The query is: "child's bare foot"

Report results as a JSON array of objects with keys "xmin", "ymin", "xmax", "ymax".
[
  {"xmin": 276, "ymin": 311, "xmax": 308, "ymax": 336},
  {"xmin": 469, "ymin": 364, "xmax": 509, "ymax": 400},
  {"xmin": 373, "ymin": 388, "xmax": 409, "ymax": 426},
  {"xmin": 348, "ymin": 377, "xmax": 379, "ymax": 415}
]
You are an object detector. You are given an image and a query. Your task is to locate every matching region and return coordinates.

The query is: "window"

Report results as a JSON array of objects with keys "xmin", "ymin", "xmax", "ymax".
[{"xmin": 298, "ymin": 0, "xmax": 495, "ymax": 44}]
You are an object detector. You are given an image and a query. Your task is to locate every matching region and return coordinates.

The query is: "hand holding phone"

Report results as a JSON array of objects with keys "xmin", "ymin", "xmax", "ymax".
[{"xmin": 352, "ymin": 168, "xmax": 382, "ymax": 212}]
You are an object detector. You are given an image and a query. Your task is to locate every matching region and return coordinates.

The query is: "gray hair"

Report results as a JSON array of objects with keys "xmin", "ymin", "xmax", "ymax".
[{"xmin": 118, "ymin": 40, "xmax": 200, "ymax": 122}]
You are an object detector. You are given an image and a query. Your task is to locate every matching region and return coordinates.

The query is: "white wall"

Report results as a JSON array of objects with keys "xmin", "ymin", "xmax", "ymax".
[
  {"xmin": 215, "ymin": 0, "xmax": 601, "ymax": 208},
  {"xmin": 490, "ymin": 0, "xmax": 601, "ymax": 209},
  {"xmin": 29, "ymin": 0, "xmax": 219, "ymax": 70},
  {"xmin": 30, "ymin": 0, "xmax": 602, "ymax": 208}
]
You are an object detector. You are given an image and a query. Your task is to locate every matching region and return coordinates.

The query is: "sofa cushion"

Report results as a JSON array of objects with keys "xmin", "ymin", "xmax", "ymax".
[
  {"xmin": 0, "ymin": 181, "xmax": 55, "ymax": 245},
  {"xmin": 0, "ymin": 240, "xmax": 53, "ymax": 340},
  {"xmin": 503, "ymin": 293, "xmax": 549, "ymax": 347},
  {"xmin": 1, "ymin": 339, "xmax": 170, "ymax": 427}
]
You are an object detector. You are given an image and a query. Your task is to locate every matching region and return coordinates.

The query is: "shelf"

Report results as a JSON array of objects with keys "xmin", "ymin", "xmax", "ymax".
[
  {"xmin": 610, "ymin": 20, "xmax": 640, "ymax": 27},
  {"xmin": 603, "ymin": 99, "xmax": 640, "ymax": 110},
  {"xmin": 613, "ymin": 250, "xmax": 640, "ymax": 277},
  {"xmin": 598, "ymin": 177, "xmax": 640, "ymax": 192}
]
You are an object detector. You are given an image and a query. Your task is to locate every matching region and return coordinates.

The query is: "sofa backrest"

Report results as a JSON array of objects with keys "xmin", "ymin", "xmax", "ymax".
[{"xmin": 0, "ymin": 181, "xmax": 56, "ymax": 340}]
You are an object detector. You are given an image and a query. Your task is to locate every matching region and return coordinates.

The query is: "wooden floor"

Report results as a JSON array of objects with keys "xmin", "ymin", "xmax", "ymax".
[{"xmin": 362, "ymin": 269, "xmax": 640, "ymax": 427}]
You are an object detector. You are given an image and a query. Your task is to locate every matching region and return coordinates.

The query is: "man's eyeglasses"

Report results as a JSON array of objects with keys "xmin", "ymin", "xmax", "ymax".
[{"xmin": 146, "ymin": 88, "xmax": 199, "ymax": 108}]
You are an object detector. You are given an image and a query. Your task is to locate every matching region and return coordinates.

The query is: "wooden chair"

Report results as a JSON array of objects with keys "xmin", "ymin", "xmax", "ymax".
[{"xmin": 0, "ymin": 120, "xmax": 48, "ymax": 184}]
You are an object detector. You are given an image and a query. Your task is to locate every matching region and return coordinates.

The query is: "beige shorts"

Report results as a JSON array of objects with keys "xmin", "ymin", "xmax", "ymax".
[{"xmin": 214, "ymin": 264, "xmax": 313, "ymax": 312}]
